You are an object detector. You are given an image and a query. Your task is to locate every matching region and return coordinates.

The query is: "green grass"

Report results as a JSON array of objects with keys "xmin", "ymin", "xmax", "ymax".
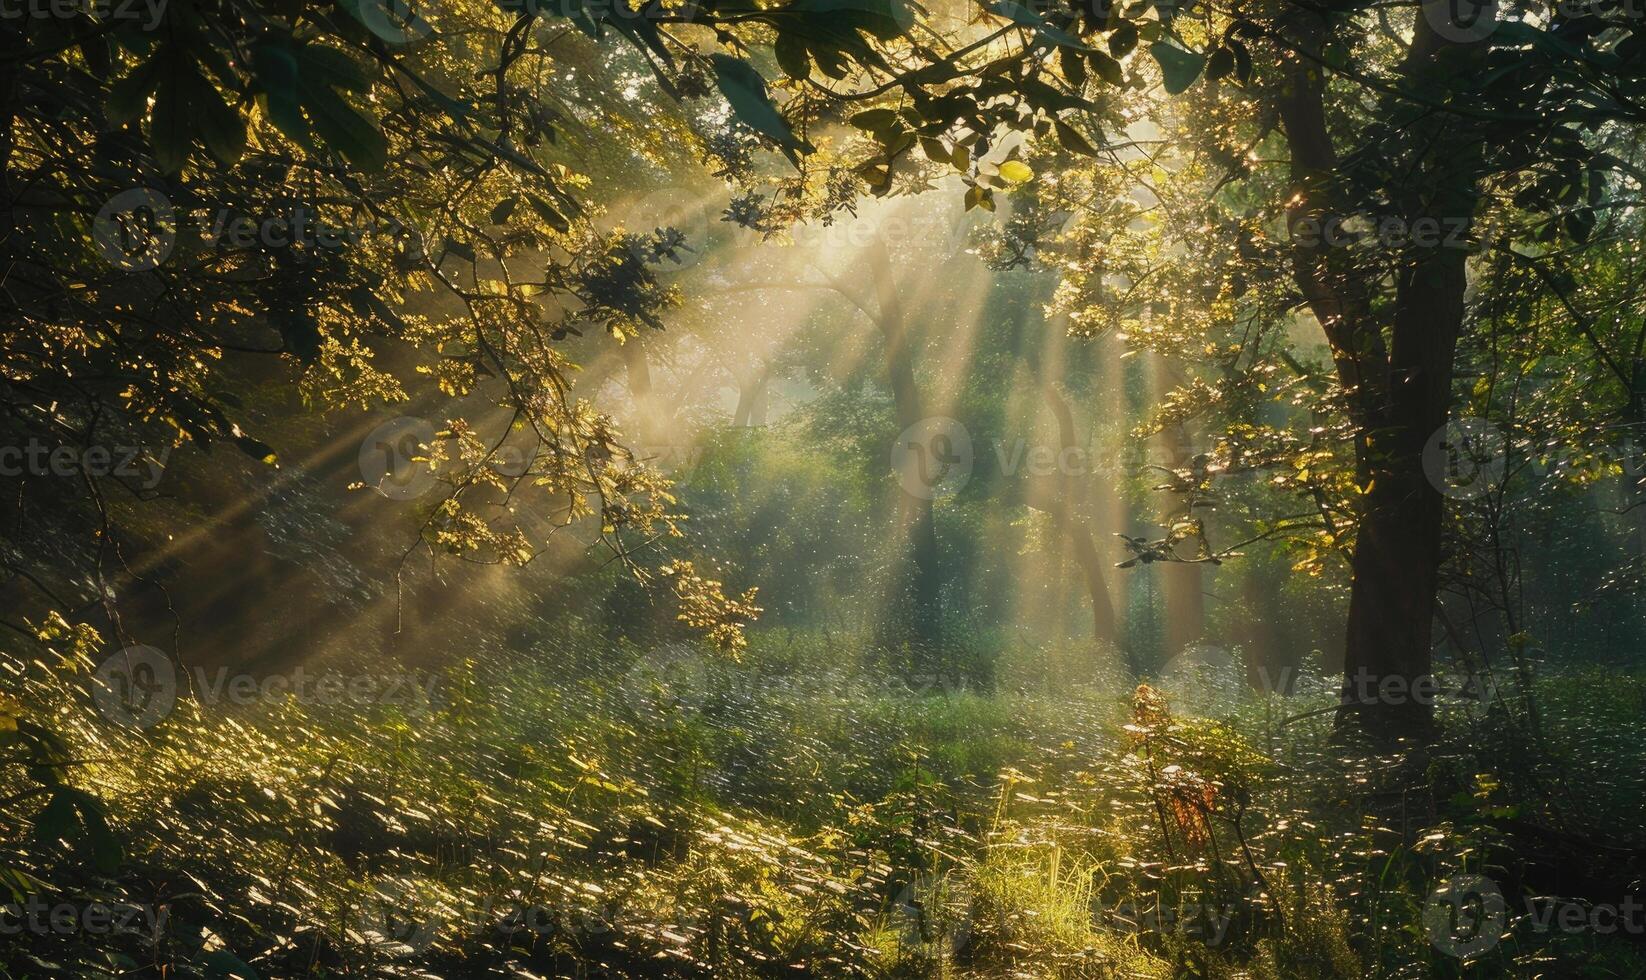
[{"xmin": 4, "ymin": 632, "xmax": 1645, "ymax": 978}]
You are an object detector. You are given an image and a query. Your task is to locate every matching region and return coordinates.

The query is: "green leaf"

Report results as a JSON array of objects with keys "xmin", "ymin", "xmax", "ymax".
[
  {"xmin": 527, "ymin": 194, "xmax": 570, "ymax": 232},
  {"xmin": 234, "ymin": 435, "xmax": 278, "ymax": 465},
  {"xmin": 293, "ymin": 44, "xmax": 373, "ymax": 92},
  {"xmin": 1055, "ymin": 119, "xmax": 1098, "ymax": 156},
  {"xmin": 193, "ymin": 75, "xmax": 246, "ymax": 166},
  {"xmin": 1204, "ymin": 45, "xmax": 1235, "ymax": 81},
  {"xmin": 965, "ymin": 184, "xmax": 996, "ymax": 211},
  {"xmin": 774, "ymin": 31, "xmax": 811, "ymax": 79},
  {"xmin": 788, "ymin": 0, "xmax": 913, "ymax": 42},
  {"xmin": 848, "ymin": 108, "xmax": 900, "ymax": 132},
  {"xmin": 1149, "ymin": 39, "xmax": 1204, "ymax": 94},
  {"xmin": 106, "ymin": 58, "xmax": 162, "ymax": 126},
  {"xmin": 336, "ymin": 0, "xmax": 432, "ymax": 45},
  {"xmin": 67, "ymin": 791, "xmax": 122, "ymax": 874},
  {"xmin": 299, "ymin": 82, "xmax": 388, "ymax": 171},
  {"xmin": 1565, "ymin": 208, "xmax": 1595, "ymax": 243},
  {"xmin": 32, "ymin": 790, "xmax": 78, "ymax": 847},
  {"xmin": 1109, "ymin": 22, "xmax": 1138, "ymax": 57},
  {"xmin": 148, "ymin": 51, "xmax": 201, "ymax": 174},
  {"xmin": 32, "ymin": 789, "xmax": 122, "ymax": 873},
  {"xmin": 490, "ymin": 196, "xmax": 518, "ymax": 224},
  {"xmin": 1495, "ymin": 20, "xmax": 1585, "ymax": 59},
  {"xmin": 277, "ymin": 313, "xmax": 323, "ymax": 363},
  {"xmin": 710, "ymin": 54, "xmax": 813, "ymax": 163},
  {"xmin": 1088, "ymin": 49, "xmax": 1125, "ymax": 85},
  {"xmin": 0, "ymin": 866, "xmax": 48, "ymax": 904},
  {"xmin": 1229, "ymin": 39, "xmax": 1252, "ymax": 83},
  {"xmin": 1060, "ymin": 45, "xmax": 1086, "ymax": 88},
  {"xmin": 253, "ymin": 41, "xmax": 313, "ymax": 152}
]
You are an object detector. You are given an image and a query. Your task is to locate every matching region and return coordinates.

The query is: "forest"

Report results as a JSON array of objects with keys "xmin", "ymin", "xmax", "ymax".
[{"xmin": 2, "ymin": 0, "xmax": 1645, "ymax": 975}]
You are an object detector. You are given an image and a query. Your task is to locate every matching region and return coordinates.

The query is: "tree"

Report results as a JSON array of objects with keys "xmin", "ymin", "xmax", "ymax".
[{"xmin": 921, "ymin": 0, "xmax": 1646, "ymax": 738}]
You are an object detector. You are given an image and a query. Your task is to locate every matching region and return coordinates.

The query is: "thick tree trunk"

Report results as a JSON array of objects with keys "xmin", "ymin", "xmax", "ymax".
[
  {"xmin": 1339, "ymin": 246, "xmax": 1470, "ymax": 737},
  {"xmin": 1272, "ymin": 7, "xmax": 1484, "ymax": 740}
]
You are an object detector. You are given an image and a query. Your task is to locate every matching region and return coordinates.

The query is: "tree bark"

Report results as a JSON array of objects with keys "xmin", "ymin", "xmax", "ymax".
[
  {"xmin": 1340, "ymin": 250, "xmax": 1469, "ymax": 737},
  {"xmin": 1271, "ymin": 8, "xmax": 1486, "ymax": 739}
]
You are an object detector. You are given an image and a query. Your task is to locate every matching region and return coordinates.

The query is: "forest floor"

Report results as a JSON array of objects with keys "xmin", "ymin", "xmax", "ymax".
[{"xmin": 4, "ymin": 632, "xmax": 1646, "ymax": 978}]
